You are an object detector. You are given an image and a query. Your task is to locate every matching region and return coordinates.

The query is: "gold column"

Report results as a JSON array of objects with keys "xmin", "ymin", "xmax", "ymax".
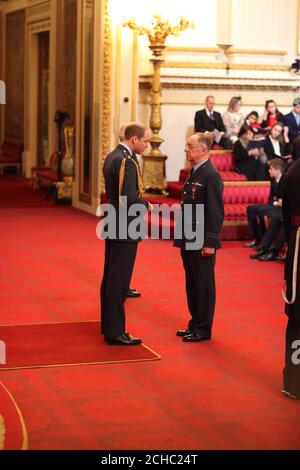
[
  {"xmin": 124, "ymin": 15, "xmax": 193, "ymax": 194},
  {"xmin": 142, "ymin": 42, "xmax": 168, "ymax": 193}
]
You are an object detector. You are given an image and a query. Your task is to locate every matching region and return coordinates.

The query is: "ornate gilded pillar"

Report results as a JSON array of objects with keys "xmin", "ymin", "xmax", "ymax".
[{"xmin": 124, "ymin": 15, "xmax": 193, "ymax": 194}]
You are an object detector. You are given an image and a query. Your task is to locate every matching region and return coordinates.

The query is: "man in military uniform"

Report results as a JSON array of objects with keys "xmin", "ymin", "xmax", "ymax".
[
  {"xmin": 282, "ymin": 158, "xmax": 300, "ymax": 399},
  {"xmin": 174, "ymin": 133, "xmax": 224, "ymax": 342},
  {"xmin": 100, "ymin": 123, "xmax": 151, "ymax": 345},
  {"xmin": 119, "ymin": 122, "xmax": 144, "ymax": 299}
]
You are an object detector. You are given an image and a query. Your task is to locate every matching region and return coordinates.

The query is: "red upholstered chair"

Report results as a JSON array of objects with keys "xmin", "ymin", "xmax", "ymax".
[
  {"xmin": 0, "ymin": 138, "xmax": 23, "ymax": 175},
  {"xmin": 31, "ymin": 152, "xmax": 63, "ymax": 189}
]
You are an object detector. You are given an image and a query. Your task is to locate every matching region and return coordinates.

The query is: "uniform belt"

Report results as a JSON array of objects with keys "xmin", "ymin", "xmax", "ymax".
[{"xmin": 292, "ymin": 215, "xmax": 300, "ymax": 227}]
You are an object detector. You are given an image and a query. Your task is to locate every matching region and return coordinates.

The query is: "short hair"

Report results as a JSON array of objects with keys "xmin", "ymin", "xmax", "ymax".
[
  {"xmin": 246, "ymin": 110, "xmax": 259, "ymax": 119},
  {"xmin": 194, "ymin": 132, "xmax": 213, "ymax": 150},
  {"xmin": 238, "ymin": 124, "xmax": 254, "ymax": 139},
  {"xmin": 293, "ymin": 97, "xmax": 300, "ymax": 106},
  {"xmin": 124, "ymin": 124, "xmax": 146, "ymax": 140},
  {"xmin": 268, "ymin": 158, "xmax": 285, "ymax": 173},
  {"xmin": 205, "ymin": 95, "xmax": 215, "ymax": 102}
]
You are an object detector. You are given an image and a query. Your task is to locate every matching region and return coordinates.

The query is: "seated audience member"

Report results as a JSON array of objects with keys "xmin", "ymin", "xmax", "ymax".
[
  {"xmin": 262, "ymin": 123, "xmax": 287, "ymax": 161},
  {"xmin": 246, "ymin": 158, "xmax": 285, "ymax": 260},
  {"xmin": 292, "ymin": 135, "xmax": 300, "ymax": 160},
  {"xmin": 260, "ymin": 99, "xmax": 284, "ymax": 129},
  {"xmin": 283, "ymin": 97, "xmax": 300, "ymax": 145},
  {"xmin": 222, "ymin": 96, "xmax": 244, "ymax": 143},
  {"xmin": 245, "ymin": 111, "xmax": 260, "ymax": 130},
  {"xmin": 194, "ymin": 95, "xmax": 232, "ymax": 149},
  {"xmin": 233, "ymin": 125, "xmax": 268, "ymax": 180}
]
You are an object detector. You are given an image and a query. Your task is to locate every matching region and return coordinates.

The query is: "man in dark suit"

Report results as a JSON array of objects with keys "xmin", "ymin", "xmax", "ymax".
[
  {"xmin": 194, "ymin": 96, "xmax": 232, "ymax": 149},
  {"xmin": 246, "ymin": 158, "xmax": 285, "ymax": 260},
  {"xmin": 281, "ymin": 158, "xmax": 300, "ymax": 399},
  {"xmin": 100, "ymin": 123, "xmax": 151, "ymax": 345},
  {"xmin": 283, "ymin": 97, "xmax": 300, "ymax": 146},
  {"xmin": 174, "ymin": 133, "xmax": 224, "ymax": 342}
]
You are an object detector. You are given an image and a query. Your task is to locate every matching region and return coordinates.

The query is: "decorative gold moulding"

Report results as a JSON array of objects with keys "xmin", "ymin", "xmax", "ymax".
[
  {"xmin": 161, "ymin": 61, "xmax": 290, "ymax": 71},
  {"xmin": 166, "ymin": 46, "xmax": 287, "ymax": 56},
  {"xmin": 142, "ymin": 154, "xmax": 168, "ymax": 194},
  {"xmin": 123, "ymin": 14, "xmax": 193, "ymax": 193}
]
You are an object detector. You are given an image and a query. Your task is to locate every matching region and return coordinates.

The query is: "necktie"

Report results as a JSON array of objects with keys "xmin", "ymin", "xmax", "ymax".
[
  {"xmin": 210, "ymin": 112, "xmax": 214, "ymax": 119},
  {"xmin": 297, "ymin": 114, "xmax": 300, "ymax": 127}
]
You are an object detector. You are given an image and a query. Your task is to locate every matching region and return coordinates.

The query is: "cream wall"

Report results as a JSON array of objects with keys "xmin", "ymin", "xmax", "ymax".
[{"xmin": 109, "ymin": 0, "xmax": 300, "ymax": 181}]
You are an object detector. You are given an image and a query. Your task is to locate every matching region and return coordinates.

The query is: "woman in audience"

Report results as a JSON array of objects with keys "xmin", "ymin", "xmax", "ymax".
[
  {"xmin": 260, "ymin": 99, "xmax": 284, "ymax": 129},
  {"xmin": 233, "ymin": 125, "xmax": 268, "ymax": 180},
  {"xmin": 263, "ymin": 123, "xmax": 286, "ymax": 161},
  {"xmin": 222, "ymin": 96, "xmax": 244, "ymax": 143}
]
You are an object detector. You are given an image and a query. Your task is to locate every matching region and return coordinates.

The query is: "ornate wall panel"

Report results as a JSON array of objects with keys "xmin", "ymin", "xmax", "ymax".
[
  {"xmin": 63, "ymin": 0, "xmax": 77, "ymax": 127},
  {"xmin": 5, "ymin": 10, "xmax": 25, "ymax": 139}
]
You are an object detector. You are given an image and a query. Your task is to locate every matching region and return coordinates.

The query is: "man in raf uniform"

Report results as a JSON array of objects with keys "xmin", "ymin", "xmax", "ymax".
[
  {"xmin": 282, "ymin": 158, "xmax": 300, "ymax": 399},
  {"xmin": 100, "ymin": 123, "xmax": 151, "ymax": 345},
  {"xmin": 119, "ymin": 122, "xmax": 144, "ymax": 299},
  {"xmin": 174, "ymin": 133, "xmax": 224, "ymax": 342}
]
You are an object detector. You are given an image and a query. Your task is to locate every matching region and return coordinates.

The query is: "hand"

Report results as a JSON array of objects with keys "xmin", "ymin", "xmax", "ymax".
[
  {"xmin": 201, "ymin": 246, "xmax": 215, "ymax": 256},
  {"xmin": 263, "ymin": 110, "xmax": 268, "ymax": 121},
  {"xmin": 148, "ymin": 202, "xmax": 153, "ymax": 212},
  {"xmin": 249, "ymin": 148, "xmax": 259, "ymax": 157}
]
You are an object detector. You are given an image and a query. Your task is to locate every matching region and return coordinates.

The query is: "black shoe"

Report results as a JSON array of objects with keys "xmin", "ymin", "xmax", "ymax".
[
  {"xmin": 176, "ymin": 329, "xmax": 192, "ymax": 337},
  {"xmin": 244, "ymin": 240, "xmax": 260, "ymax": 248},
  {"xmin": 250, "ymin": 249, "xmax": 267, "ymax": 259},
  {"xmin": 182, "ymin": 332, "xmax": 211, "ymax": 342},
  {"xmin": 126, "ymin": 287, "xmax": 141, "ymax": 298},
  {"xmin": 258, "ymin": 251, "xmax": 278, "ymax": 261},
  {"xmin": 105, "ymin": 332, "xmax": 142, "ymax": 345}
]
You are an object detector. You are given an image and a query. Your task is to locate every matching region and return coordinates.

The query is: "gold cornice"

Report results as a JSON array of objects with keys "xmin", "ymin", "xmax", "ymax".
[
  {"xmin": 161, "ymin": 61, "xmax": 291, "ymax": 72},
  {"xmin": 139, "ymin": 82, "xmax": 298, "ymax": 92},
  {"xmin": 227, "ymin": 48, "xmax": 287, "ymax": 56},
  {"xmin": 100, "ymin": 0, "xmax": 112, "ymax": 190},
  {"xmin": 140, "ymin": 74, "xmax": 298, "ymax": 82},
  {"xmin": 28, "ymin": 20, "xmax": 50, "ymax": 33},
  {"xmin": 167, "ymin": 46, "xmax": 220, "ymax": 53},
  {"xmin": 224, "ymin": 181, "xmax": 270, "ymax": 187},
  {"xmin": 166, "ymin": 46, "xmax": 287, "ymax": 56}
]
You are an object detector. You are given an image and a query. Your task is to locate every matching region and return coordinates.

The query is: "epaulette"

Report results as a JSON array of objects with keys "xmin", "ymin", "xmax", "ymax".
[{"xmin": 118, "ymin": 150, "xmax": 144, "ymax": 196}]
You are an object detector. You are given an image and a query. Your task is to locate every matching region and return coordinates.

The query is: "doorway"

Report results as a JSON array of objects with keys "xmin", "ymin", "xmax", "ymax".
[{"xmin": 37, "ymin": 31, "xmax": 49, "ymax": 167}]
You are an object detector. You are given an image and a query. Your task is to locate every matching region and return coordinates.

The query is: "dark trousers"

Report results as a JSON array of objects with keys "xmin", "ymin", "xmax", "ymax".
[
  {"xmin": 247, "ymin": 204, "xmax": 272, "ymax": 241},
  {"xmin": 100, "ymin": 240, "xmax": 138, "ymax": 338},
  {"xmin": 261, "ymin": 207, "xmax": 282, "ymax": 249},
  {"xmin": 271, "ymin": 227, "xmax": 286, "ymax": 253},
  {"xmin": 283, "ymin": 302, "xmax": 300, "ymax": 398},
  {"xmin": 181, "ymin": 249, "xmax": 216, "ymax": 336}
]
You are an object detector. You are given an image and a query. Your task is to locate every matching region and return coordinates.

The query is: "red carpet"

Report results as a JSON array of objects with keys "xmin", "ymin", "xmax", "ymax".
[
  {"xmin": 0, "ymin": 321, "xmax": 160, "ymax": 370},
  {"xmin": 0, "ymin": 176, "xmax": 300, "ymax": 450},
  {"xmin": 0, "ymin": 381, "xmax": 28, "ymax": 450}
]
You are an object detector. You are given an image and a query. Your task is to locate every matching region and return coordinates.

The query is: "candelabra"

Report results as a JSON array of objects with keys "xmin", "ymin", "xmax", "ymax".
[{"xmin": 124, "ymin": 14, "xmax": 193, "ymax": 193}]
